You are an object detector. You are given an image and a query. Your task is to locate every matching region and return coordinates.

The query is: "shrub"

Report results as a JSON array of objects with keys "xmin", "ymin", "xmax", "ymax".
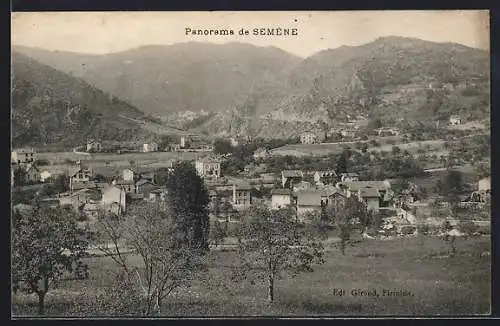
[
  {"xmin": 400, "ymin": 226, "xmax": 417, "ymax": 235},
  {"xmin": 417, "ymin": 224, "xmax": 430, "ymax": 235},
  {"xmin": 458, "ymin": 221, "xmax": 479, "ymax": 236}
]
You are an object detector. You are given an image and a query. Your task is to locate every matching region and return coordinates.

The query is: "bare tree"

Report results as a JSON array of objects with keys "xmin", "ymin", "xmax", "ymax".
[{"xmin": 96, "ymin": 203, "xmax": 206, "ymax": 316}]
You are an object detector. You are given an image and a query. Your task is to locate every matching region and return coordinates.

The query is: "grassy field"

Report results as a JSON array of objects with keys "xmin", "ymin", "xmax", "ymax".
[
  {"xmin": 12, "ymin": 236, "xmax": 491, "ymax": 317},
  {"xmin": 270, "ymin": 138, "xmax": 445, "ymax": 158}
]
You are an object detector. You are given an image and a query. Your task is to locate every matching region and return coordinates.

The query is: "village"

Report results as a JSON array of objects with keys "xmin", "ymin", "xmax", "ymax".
[{"xmin": 11, "ymin": 111, "xmax": 491, "ymax": 240}]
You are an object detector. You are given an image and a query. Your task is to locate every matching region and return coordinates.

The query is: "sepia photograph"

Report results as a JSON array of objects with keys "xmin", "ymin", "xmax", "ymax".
[{"xmin": 10, "ymin": 10, "xmax": 491, "ymax": 318}]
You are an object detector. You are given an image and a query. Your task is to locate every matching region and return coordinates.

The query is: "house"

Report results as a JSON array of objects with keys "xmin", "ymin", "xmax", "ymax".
[
  {"xmin": 232, "ymin": 184, "xmax": 253, "ymax": 210},
  {"xmin": 281, "ymin": 170, "xmax": 304, "ymax": 189},
  {"xmin": 195, "ymin": 156, "xmax": 222, "ymax": 179},
  {"xmin": 338, "ymin": 180, "xmax": 392, "ymax": 207},
  {"xmin": 253, "ymin": 148, "xmax": 270, "ymax": 160},
  {"xmin": 40, "ymin": 170, "xmax": 52, "ymax": 182},
  {"xmin": 71, "ymin": 181, "xmax": 98, "ymax": 192},
  {"xmin": 375, "ymin": 127, "xmax": 400, "ymax": 137},
  {"xmin": 122, "ymin": 167, "xmax": 156, "ymax": 183},
  {"xmin": 148, "ymin": 188, "xmax": 166, "ymax": 202},
  {"xmin": 68, "ymin": 161, "xmax": 93, "ymax": 191},
  {"xmin": 271, "ymin": 188, "xmax": 297, "ymax": 210},
  {"xmin": 293, "ymin": 181, "xmax": 313, "ymax": 192},
  {"xmin": 478, "ymin": 176, "xmax": 491, "ymax": 192},
  {"xmin": 320, "ymin": 187, "xmax": 347, "ymax": 208},
  {"xmin": 201, "ymin": 144, "xmax": 214, "ymax": 152},
  {"xmin": 101, "ymin": 185, "xmax": 126, "ymax": 215},
  {"xmin": 357, "ymin": 188, "xmax": 381, "ymax": 212},
  {"xmin": 58, "ymin": 189, "xmax": 101, "ymax": 211},
  {"xmin": 86, "ymin": 140, "xmax": 102, "ymax": 153},
  {"xmin": 113, "ymin": 180, "xmax": 136, "ymax": 193},
  {"xmin": 81, "ymin": 202, "xmax": 101, "ymax": 220},
  {"xmin": 428, "ymin": 81, "xmax": 443, "ymax": 90},
  {"xmin": 300, "ymin": 131, "xmax": 319, "ymax": 144},
  {"xmin": 122, "ymin": 168, "xmax": 137, "ymax": 182},
  {"xmin": 295, "ymin": 189, "xmax": 324, "ymax": 218},
  {"xmin": 135, "ymin": 179, "xmax": 159, "ymax": 197},
  {"xmin": 12, "ymin": 148, "xmax": 37, "ymax": 166},
  {"xmin": 339, "ymin": 129, "xmax": 356, "ymax": 139},
  {"xmin": 142, "ymin": 142, "xmax": 159, "ymax": 153},
  {"xmin": 449, "ymin": 116, "xmax": 462, "ymax": 125},
  {"xmin": 313, "ymin": 170, "xmax": 337, "ymax": 185},
  {"xmin": 338, "ymin": 180, "xmax": 391, "ymax": 196},
  {"xmin": 340, "ymin": 173, "xmax": 359, "ymax": 182},
  {"xmin": 180, "ymin": 134, "xmax": 203, "ymax": 149}
]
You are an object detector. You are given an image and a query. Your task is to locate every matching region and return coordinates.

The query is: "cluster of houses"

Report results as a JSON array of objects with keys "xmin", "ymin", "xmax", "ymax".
[
  {"xmin": 76, "ymin": 135, "xmax": 214, "ymax": 154},
  {"xmin": 194, "ymin": 153, "xmax": 396, "ymax": 223},
  {"xmin": 38, "ymin": 158, "xmax": 171, "ymax": 220},
  {"xmin": 12, "ymin": 144, "xmax": 491, "ymax": 230},
  {"xmin": 11, "ymin": 148, "xmax": 40, "ymax": 185}
]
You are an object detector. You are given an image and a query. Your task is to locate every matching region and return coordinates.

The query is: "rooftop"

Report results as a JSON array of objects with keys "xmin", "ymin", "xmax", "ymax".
[
  {"xmin": 271, "ymin": 188, "xmax": 293, "ymax": 195},
  {"xmin": 136, "ymin": 179, "xmax": 155, "ymax": 187},
  {"xmin": 340, "ymin": 180, "xmax": 391, "ymax": 192},
  {"xmin": 296, "ymin": 190, "xmax": 323, "ymax": 207},
  {"xmin": 282, "ymin": 170, "xmax": 303, "ymax": 178},
  {"xmin": 358, "ymin": 188, "xmax": 380, "ymax": 198}
]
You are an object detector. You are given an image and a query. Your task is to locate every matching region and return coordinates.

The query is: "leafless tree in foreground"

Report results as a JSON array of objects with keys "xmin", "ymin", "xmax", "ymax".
[{"xmin": 96, "ymin": 203, "xmax": 206, "ymax": 316}]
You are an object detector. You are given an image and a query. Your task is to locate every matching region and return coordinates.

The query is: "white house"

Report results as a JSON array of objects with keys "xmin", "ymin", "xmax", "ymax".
[
  {"xmin": 195, "ymin": 156, "xmax": 222, "ymax": 179},
  {"xmin": 300, "ymin": 131, "xmax": 318, "ymax": 144},
  {"xmin": 271, "ymin": 188, "xmax": 296, "ymax": 210},
  {"xmin": 340, "ymin": 173, "xmax": 360, "ymax": 182},
  {"xmin": 478, "ymin": 176, "xmax": 491, "ymax": 192},
  {"xmin": 12, "ymin": 148, "xmax": 37, "ymax": 166},
  {"xmin": 449, "ymin": 116, "xmax": 462, "ymax": 126},
  {"xmin": 86, "ymin": 140, "xmax": 102, "ymax": 152},
  {"xmin": 101, "ymin": 185, "xmax": 126, "ymax": 215},
  {"xmin": 313, "ymin": 170, "xmax": 337, "ymax": 185},
  {"xmin": 142, "ymin": 142, "xmax": 159, "ymax": 153},
  {"xmin": 40, "ymin": 170, "xmax": 52, "ymax": 182}
]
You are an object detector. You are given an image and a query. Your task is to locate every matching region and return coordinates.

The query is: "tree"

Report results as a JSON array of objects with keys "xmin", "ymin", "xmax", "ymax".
[
  {"xmin": 234, "ymin": 206, "xmax": 325, "ymax": 303},
  {"xmin": 439, "ymin": 170, "xmax": 464, "ymax": 217},
  {"xmin": 213, "ymin": 138, "xmax": 233, "ymax": 155},
  {"xmin": 154, "ymin": 167, "xmax": 171, "ymax": 187},
  {"xmin": 335, "ymin": 154, "xmax": 348, "ymax": 175},
  {"xmin": 12, "ymin": 205, "xmax": 90, "ymax": 315},
  {"xmin": 13, "ymin": 166, "xmax": 27, "ymax": 186},
  {"xmin": 322, "ymin": 197, "xmax": 369, "ymax": 255},
  {"xmin": 165, "ymin": 161, "xmax": 210, "ymax": 251},
  {"xmin": 52, "ymin": 174, "xmax": 69, "ymax": 193},
  {"xmin": 96, "ymin": 204, "xmax": 207, "ymax": 316},
  {"xmin": 209, "ymin": 220, "xmax": 228, "ymax": 248}
]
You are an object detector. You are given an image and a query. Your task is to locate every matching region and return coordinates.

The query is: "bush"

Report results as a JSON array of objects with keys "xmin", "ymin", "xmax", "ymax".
[
  {"xmin": 400, "ymin": 226, "xmax": 417, "ymax": 235},
  {"xmin": 417, "ymin": 224, "xmax": 430, "ymax": 235},
  {"xmin": 458, "ymin": 222, "xmax": 479, "ymax": 236}
]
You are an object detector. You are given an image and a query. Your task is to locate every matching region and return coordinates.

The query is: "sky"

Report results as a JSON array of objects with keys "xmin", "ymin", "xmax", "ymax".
[{"xmin": 11, "ymin": 11, "xmax": 490, "ymax": 58}]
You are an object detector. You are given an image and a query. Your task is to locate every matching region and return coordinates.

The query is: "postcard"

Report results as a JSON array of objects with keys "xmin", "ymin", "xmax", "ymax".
[{"xmin": 11, "ymin": 10, "xmax": 491, "ymax": 318}]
